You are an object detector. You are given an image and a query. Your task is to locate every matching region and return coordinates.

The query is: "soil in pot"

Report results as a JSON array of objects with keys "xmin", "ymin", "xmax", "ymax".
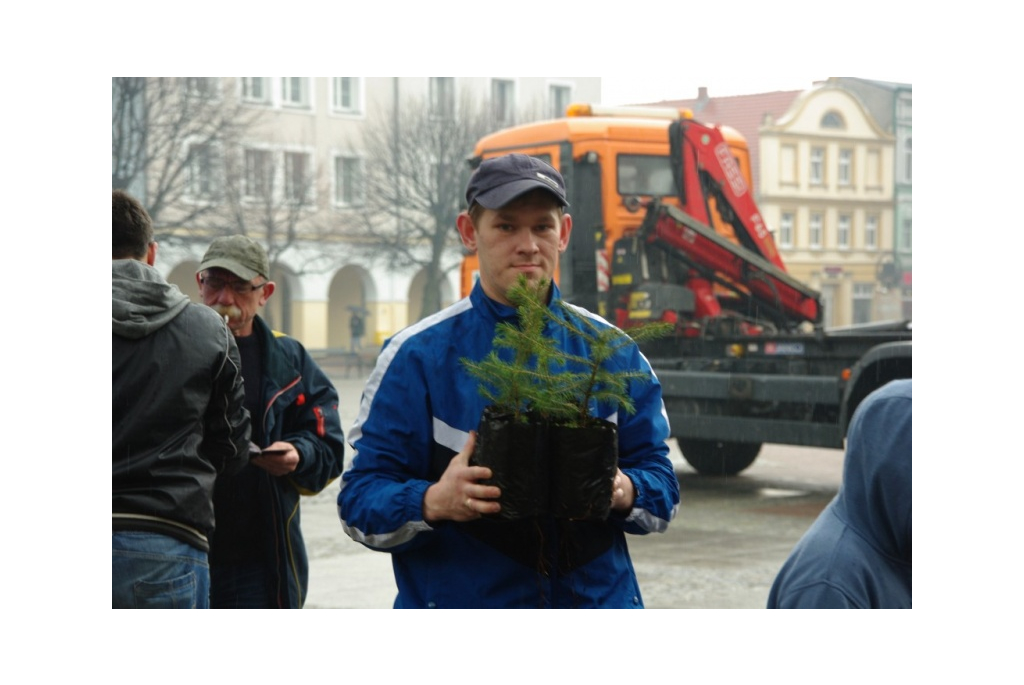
[{"xmin": 470, "ymin": 406, "xmax": 549, "ymax": 520}]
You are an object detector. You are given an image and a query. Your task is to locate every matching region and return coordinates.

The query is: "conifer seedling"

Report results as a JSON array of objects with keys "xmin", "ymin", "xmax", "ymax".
[
  {"xmin": 460, "ymin": 275, "xmax": 562, "ymax": 423},
  {"xmin": 461, "ymin": 274, "xmax": 673, "ymax": 426},
  {"xmin": 542, "ymin": 302, "xmax": 673, "ymax": 427}
]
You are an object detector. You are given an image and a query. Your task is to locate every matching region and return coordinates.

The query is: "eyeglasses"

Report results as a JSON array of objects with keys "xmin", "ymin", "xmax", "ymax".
[{"xmin": 200, "ymin": 274, "xmax": 267, "ymax": 295}]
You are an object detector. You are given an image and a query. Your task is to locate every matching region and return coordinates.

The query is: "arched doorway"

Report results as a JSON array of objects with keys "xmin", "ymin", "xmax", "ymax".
[
  {"xmin": 264, "ymin": 264, "xmax": 295, "ymax": 335},
  {"xmin": 407, "ymin": 268, "xmax": 455, "ymax": 324},
  {"xmin": 168, "ymin": 260, "xmax": 202, "ymax": 304},
  {"xmin": 328, "ymin": 265, "xmax": 376, "ymax": 350}
]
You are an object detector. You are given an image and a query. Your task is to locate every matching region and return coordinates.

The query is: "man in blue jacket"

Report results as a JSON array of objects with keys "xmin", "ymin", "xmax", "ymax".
[
  {"xmin": 197, "ymin": 236, "xmax": 346, "ymax": 608},
  {"xmin": 767, "ymin": 379, "xmax": 912, "ymax": 609},
  {"xmin": 338, "ymin": 154, "xmax": 680, "ymax": 608}
]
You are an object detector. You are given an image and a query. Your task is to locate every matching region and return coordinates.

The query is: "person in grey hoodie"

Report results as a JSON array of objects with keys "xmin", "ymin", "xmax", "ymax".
[{"xmin": 113, "ymin": 189, "xmax": 251, "ymax": 609}]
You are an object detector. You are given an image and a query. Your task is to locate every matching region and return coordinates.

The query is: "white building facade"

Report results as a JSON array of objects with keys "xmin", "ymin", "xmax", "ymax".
[{"xmin": 145, "ymin": 77, "xmax": 602, "ymax": 351}]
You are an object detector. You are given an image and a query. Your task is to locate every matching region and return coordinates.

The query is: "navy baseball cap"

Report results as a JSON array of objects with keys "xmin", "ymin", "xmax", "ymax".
[{"xmin": 465, "ymin": 154, "xmax": 569, "ymax": 210}]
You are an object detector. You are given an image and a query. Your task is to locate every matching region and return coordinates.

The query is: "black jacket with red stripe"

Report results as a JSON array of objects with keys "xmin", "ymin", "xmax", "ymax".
[{"xmin": 212, "ymin": 314, "xmax": 345, "ymax": 608}]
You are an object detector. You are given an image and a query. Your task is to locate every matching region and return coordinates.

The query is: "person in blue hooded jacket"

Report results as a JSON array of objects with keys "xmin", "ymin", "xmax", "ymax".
[
  {"xmin": 338, "ymin": 154, "xmax": 679, "ymax": 608},
  {"xmin": 768, "ymin": 379, "xmax": 912, "ymax": 609}
]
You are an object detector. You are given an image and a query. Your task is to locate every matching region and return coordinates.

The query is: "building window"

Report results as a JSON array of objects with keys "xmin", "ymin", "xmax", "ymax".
[
  {"xmin": 186, "ymin": 143, "xmax": 219, "ymax": 199},
  {"xmin": 778, "ymin": 212, "xmax": 794, "ymax": 248},
  {"xmin": 284, "ymin": 151, "xmax": 312, "ymax": 204},
  {"xmin": 809, "ymin": 213, "xmax": 822, "ymax": 249},
  {"xmin": 901, "ymin": 217, "xmax": 912, "ymax": 251},
  {"xmin": 331, "ymin": 78, "xmax": 362, "ymax": 114},
  {"xmin": 550, "ymin": 84, "xmax": 572, "ymax": 118},
  {"xmin": 898, "ymin": 97, "xmax": 912, "ymax": 121},
  {"xmin": 866, "ymin": 149, "xmax": 881, "ymax": 187},
  {"xmin": 810, "ymin": 147, "xmax": 825, "ymax": 185},
  {"xmin": 183, "ymin": 77, "xmax": 218, "ymax": 99},
  {"xmin": 334, "ymin": 156, "xmax": 364, "ymax": 207},
  {"xmin": 430, "ymin": 77, "xmax": 455, "ymax": 118},
  {"xmin": 618, "ymin": 155, "xmax": 675, "ymax": 196},
  {"xmin": 853, "ymin": 283, "xmax": 874, "ymax": 324},
  {"xmin": 821, "ymin": 111, "xmax": 844, "ymax": 129},
  {"xmin": 865, "ymin": 215, "xmax": 878, "ymax": 250},
  {"xmin": 837, "ymin": 214, "xmax": 851, "ymax": 250},
  {"xmin": 780, "ymin": 145, "xmax": 796, "ymax": 185},
  {"xmin": 492, "ymin": 79, "xmax": 515, "ymax": 127},
  {"xmin": 241, "ymin": 77, "xmax": 270, "ymax": 104},
  {"xmin": 244, "ymin": 149, "xmax": 273, "ymax": 199},
  {"xmin": 905, "ymin": 137, "xmax": 912, "ymax": 183},
  {"xmin": 838, "ymin": 149, "xmax": 852, "ymax": 186},
  {"xmin": 281, "ymin": 77, "xmax": 310, "ymax": 108}
]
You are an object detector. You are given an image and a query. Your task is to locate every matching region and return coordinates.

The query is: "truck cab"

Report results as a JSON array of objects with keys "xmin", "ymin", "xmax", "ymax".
[{"xmin": 462, "ymin": 103, "xmax": 753, "ymax": 320}]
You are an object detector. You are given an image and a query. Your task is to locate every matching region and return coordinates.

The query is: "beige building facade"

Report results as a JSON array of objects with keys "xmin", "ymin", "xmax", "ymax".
[{"xmin": 758, "ymin": 83, "xmax": 904, "ymax": 327}]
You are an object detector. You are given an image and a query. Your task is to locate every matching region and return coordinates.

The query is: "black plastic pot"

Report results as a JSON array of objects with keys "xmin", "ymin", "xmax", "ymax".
[
  {"xmin": 549, "ymin": 419, "xmax": 618, "ymax": 521},
  {"xmin": 471, "ymin": 407, "xmax": 549, "ymax": 520},
  {"xmin": 471, "ymin": 406, "xmax": 619, "ymax": 522}
]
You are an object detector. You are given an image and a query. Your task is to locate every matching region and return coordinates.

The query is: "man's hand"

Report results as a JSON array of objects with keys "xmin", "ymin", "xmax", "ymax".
[
  {"xmin": 423, "ymin": 431, "xmax": 501, "ymax": 523},
  {"xmin": 251, "ymin": 441, "xmax": 300, "ymax": 476},
  {"xmin": 610, "ymin": 468, "xmax": 636, "ymax": 513}
]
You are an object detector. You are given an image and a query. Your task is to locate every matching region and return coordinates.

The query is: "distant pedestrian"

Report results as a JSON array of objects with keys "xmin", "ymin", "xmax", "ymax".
[
  {"xmin": 113, "ymin": 189, "xmax": 251, "ymax": 609},
  {"xmin": 350, "ymin": 311, "xmax": 365, "ymax": 352},
  {"xmin": 767, "ymin": 379, "xmax": 912, "ymax": 609}
]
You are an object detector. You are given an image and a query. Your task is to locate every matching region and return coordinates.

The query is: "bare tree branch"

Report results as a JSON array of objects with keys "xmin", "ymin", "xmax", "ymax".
[
  {"xmin": 112, "ymin": 77, "xmax": 264, "ymax": 245},
  {"xmin": 352, "ymin": 92, "xmax": 494, "ymax": 319}
]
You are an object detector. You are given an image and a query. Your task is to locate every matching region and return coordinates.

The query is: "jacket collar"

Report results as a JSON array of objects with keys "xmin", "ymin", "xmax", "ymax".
[
  {"xmin": 251, "ymin": 315, "xmax": 300, "ymax": 390},
  {"xmin": 469, "ymin": 279, "xmax": 562, "ymax": 325}
]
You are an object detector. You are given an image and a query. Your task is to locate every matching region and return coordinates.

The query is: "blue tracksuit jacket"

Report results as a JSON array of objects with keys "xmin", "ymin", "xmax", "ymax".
[{"xmin": 338, "ymin": 282, "xmax": 679, "ymax": 608}]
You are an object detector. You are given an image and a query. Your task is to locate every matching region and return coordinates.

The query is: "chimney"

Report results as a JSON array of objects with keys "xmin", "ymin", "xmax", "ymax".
[{"xmin": 694, "ymin": 86, "xmax": 709, "ymax": 113}]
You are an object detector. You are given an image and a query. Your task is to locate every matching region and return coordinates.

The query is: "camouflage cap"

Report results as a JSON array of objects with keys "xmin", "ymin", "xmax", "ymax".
[{"xmin": 198, "ymin": 235, "xmax": 270, "ymax": 281}]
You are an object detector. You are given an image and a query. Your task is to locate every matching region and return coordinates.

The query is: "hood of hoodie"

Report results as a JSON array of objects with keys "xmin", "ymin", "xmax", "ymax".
[
  {"xmin": 833, "ymin": 379, "xmax": 912, "ymax": 563},
  {"xmin": 112, "ymin": 259, "xmax": 191, "ymax": 339}
]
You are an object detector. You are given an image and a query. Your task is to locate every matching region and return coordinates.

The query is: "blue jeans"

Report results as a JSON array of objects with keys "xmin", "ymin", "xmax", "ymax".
[{"xmin": 112, "ymin": 531, "xmax": 210, "ymax": 609}]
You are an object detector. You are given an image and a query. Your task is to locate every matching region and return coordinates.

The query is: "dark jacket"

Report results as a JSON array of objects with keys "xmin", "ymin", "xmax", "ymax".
[
  {"xmin": 112, "ymin": 259, "xmax": 251, "ymax": 552},
  {"xmin": 767, "ymin": 379, "xmax": 912, "ymax": 608},
  {"xmin": 224, "ymin": 315, "xmax": 345, "ymax": 608}
]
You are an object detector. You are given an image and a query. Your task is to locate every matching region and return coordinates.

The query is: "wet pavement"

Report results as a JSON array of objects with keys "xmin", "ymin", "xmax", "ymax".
[{"xmin": 301, "ymin": 356, "xmax": 843, "ymax": 609}]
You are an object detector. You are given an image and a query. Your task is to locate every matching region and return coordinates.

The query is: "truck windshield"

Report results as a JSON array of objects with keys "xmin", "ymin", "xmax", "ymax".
[{"xmin": 618, "ymin": 155, "xmax": 673, "ymax": 197}]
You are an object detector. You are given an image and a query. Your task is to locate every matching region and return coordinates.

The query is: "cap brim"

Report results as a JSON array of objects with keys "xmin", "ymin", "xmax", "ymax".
[
  {"xmin": 474, "ymin": 179, "xmax": 569, "ymax": 210},
  {"xmin": 197, "ymin": 258, "xmax": 260, "ymax": 282}
]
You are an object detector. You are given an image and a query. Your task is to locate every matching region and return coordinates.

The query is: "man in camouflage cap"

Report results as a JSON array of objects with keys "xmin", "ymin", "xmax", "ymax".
[{"xmin": 196, "ymin": 236, "xmax": 346, "ymax": 608}]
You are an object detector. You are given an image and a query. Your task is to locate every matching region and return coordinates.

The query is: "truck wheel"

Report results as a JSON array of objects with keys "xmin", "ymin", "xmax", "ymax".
[{"xmin": 677, "ymin": 439, "xmax": 762, "ymax": 476}]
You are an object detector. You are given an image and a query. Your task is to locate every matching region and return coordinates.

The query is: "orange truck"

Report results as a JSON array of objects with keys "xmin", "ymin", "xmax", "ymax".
[
  {"xmin": 461, "ymin": 104, "xmax": 758, "ymax": 309},
  {"xmin": 461, "ymin": 104, "xmax": 911, "ymax": 475}
]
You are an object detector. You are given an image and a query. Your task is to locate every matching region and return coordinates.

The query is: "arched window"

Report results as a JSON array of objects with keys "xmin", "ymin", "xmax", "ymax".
[{"xmin": 821, "ymin": 111, "xmax": 844, "ymax": 129}]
